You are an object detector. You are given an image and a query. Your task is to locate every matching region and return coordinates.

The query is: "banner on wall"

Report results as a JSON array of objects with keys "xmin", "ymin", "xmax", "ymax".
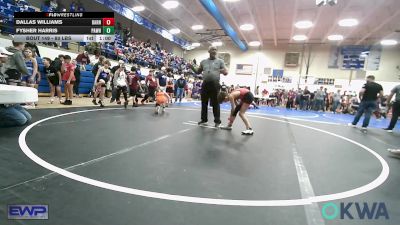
[
  {"xmin": 236, "ymin": 64, "xmax": 253, "ymax": 75},
  {"xmin": 366, "ymin": 45, "xmax": 382, "ymax": 71},
  {"xmin": 272, "ymin": 69, "xmax": 284, "ymax": 78}
]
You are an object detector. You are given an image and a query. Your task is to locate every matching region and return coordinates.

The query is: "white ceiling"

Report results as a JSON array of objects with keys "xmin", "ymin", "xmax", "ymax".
[{"xmin": 119, "ymin": 0, "xmax": 400, "ymax": 47}]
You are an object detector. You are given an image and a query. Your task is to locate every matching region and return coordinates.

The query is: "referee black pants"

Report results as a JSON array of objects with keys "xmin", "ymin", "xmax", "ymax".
[
  {"xmin": 388, "ymin": 101, "xmax": 400, "ymax": 130},
  {"xmin": 201, "ymin": 82, "xmax": 221, "ymax": 124}
]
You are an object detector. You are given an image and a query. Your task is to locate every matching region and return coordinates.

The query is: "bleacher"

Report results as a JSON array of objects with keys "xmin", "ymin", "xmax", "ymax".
[
  {"xmin": 37, "ymin": 59, "xmax": 95, "ymax": 95},
  {"xmin": 100, "ymin": 34, "xmax": 124, "ymax": 60},
  {"xmin": 0, "ymin": 0, "xmax": 35, "ymax": 35}
]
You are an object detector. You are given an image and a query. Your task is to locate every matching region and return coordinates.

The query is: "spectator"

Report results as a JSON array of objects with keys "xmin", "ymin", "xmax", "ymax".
[
  {"xmin": 72, "ymin": 59, "xmax": 81, "ymax": 98},
  {"xmin": 61, "ymin": 55, "xmax": 76, "ymax": 105},
  {"xmin": 315, "ymin": 86, "xmax": 325, "ymax": 111},
  {"xmin": 25, "ymin": 42, "xmax": 40, "ymax": 57},
  {"xmin": 156, "ymin": 67, "xmax": 168, "ymax": 92},
  {"xmin": 175, "ymin": 74, "xmax": 187, "ymax": 103},
  {"xmin": 0, "ymin": 48, "xmax": 32, "ymax": 127},
  {"xmin": 300, "ymin": 87, "xmax": 310, "ymax": 110},
  {"xmin": 332, "ymin": 90, "xmax": 341, "ymax": 113},
  {"xmin": 70, "ymin": 1, "xmax": 77, "ymax": 12},
  {"xmin": 166, "ymin": 78, "xmax": 174, "ymax": 103},
  {"xmin": 21, "ymin": 47, "xmax": 39, "ymax": 88},
  {"xmin": 110, "ymin": 60, "xmax": 125, "ymax": 103},
  {"xmin": 77, "ymin": 1, "xmax": 85, "ymax": 12},
  {"xmin": 92, "ymin": 55, "xmax": 105, "ymax": 77},
  {"xmin": 128, "ymin": 66, "xmax": 140, "ymax": 107},
  {"xmin": 114, "ymin": 64, "xmax": 129, "ymax": 108},
  {"xmin": 43, "ymin": 57, "xmax": 62, "ymax": 104},
  {"xmin": 49, "ymin": 0, "xmax": 58, "ymax": 11},
  {"xmin": 5, "ymin": 41, "xmax": 29, "ymax": 85},
  {"xmin": 145, "ymin": 69, "xmax": 157, "ymax": 101},
  {"xmin": 76, "ymin": 51, "xmax": 90, "ymax": 65}
]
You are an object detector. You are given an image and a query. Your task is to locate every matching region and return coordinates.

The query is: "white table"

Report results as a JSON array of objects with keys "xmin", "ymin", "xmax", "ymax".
[{"xmin": 0, "ymin": 84, "xmax": 38, "ymax": 104}]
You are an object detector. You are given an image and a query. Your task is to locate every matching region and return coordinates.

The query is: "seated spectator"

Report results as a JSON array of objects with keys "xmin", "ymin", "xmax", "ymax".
[
  {"xmin": 0, "ymin": 48, "xmax": 32, "ymax": 127},
  {"xmin": 70, "ymin": 1, "xmax": 77, "ymax": 12},
  {"xmin": 76, "ymin": 51, "xmax": 90, "ymax": 65}
]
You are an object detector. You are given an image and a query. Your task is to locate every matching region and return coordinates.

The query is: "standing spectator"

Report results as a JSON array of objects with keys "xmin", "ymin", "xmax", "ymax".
[
  {"xmin": 25, "ymin": 42, "xmax": 40, "ymax": 57},
  {"xmin": 348, "ymin": 75, "xmax": 383, "ymax": 132},
  {"xmin": 315, "ymin": 86, "xmax": 325, "ymax": 111},
  {"xmin": 5, "ymin": 41, "xmax": 29, "ymax": 85},
  {"xmin": 110, "ymin": 60, "xmax": 125, "ymax": 103},
  {"xmin": 43, "ymin": 57, "xmax": 62, "ymax": 104},
  {"xmin": 72, "ymin": 59, "xmax": 81, "ymax": 98},
  {"xmin": 128, "ymin": 66, "xmax": 140, "ymax": 107},
  {"xmin": 303, "ymin": 87, "xmax": 311, "ymax": 110},
  {"xmin": 145, "ymin": 69, "xmax": 157, "ymax": 101},
  {"xmin": 156, "ymin": 67, "xmax": 168, "ymax": 92},
  {"xmin": 175, "ymin": 74, "xmax": 186, "ymax": 103},
  {"xmin": 383, "ymin": 84, "xmax": 400, "ymax": 132},
  {"xmin": 61, "ymin": 55, "xmax": 76, "ymax": 105},
  {"xmin": 114, "ymin": 64, "xmax": 129, "ymax": 108},
  {"xmin": 166, "ymin": 78, "xmax": 174, "ymax": 103},
  {"xmin": 92, "ymin": 56, "xmax": 105, "ymax": 77},
  {"xmin": 52, "ymin": 55, "xmax": 64, "ymax": 74},
  {"xmin": 187, "ymin": 80, "xmax": 193, "ymax": 99},
  {"xmin": 332, "ymin": 90, "xmax": 341, "ymax": 113},
  {"xmin": 286, "ymin": 89, "xmax": 295, "ymax": 109},
  {"xmin": 21, "ymin": 47, "xmax": 39, "ymax": 88}
]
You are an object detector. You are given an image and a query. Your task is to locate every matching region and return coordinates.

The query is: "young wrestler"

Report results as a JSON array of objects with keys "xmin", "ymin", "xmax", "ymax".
[
  {"xmin": 92, "ymin": 60, "xmax": 111, "ymax": 107},
  {"xmin": 218, "ymin": 88, "xmax": 255, "ymax": 135},
  {"xmin": 154, "ymin": 87, "xmax": 170, "ymax": 114}
]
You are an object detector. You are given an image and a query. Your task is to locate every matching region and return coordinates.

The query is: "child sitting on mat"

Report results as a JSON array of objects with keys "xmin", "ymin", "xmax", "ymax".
[
  {"xmin": 155, "ymin": 87, "xmax": 170, "ymax": 114},
  {"xmin": 218, "ymin": 88, "xmax": 255, "ymax": 135}
]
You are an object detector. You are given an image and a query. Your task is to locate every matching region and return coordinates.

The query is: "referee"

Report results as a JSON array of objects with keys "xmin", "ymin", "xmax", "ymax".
[{"xmin": 192, "ymin": 46, "xmax": 228, "ymax": 127}]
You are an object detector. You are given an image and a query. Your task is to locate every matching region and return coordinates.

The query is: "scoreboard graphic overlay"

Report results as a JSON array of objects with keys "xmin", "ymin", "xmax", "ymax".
[{"xmin": 14, "ymin": 12, "xmax": 115, "ymax": 42}]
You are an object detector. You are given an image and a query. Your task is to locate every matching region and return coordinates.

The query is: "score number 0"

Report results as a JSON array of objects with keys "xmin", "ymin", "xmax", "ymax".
[{"xmin": 102, "ymin": 18, "xmax": 115, "ymax": 26}]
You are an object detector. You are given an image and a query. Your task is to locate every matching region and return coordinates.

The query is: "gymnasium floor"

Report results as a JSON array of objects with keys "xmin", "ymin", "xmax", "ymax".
[{"xmin": 0, "ymin": 104, "xmax": 399, "ymax": 225}]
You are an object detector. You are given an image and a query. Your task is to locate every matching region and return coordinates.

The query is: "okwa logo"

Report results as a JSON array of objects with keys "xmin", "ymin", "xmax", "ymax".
[{"xmin": 321, "ymin": 202, "xmax": 389, "ymax": 220}]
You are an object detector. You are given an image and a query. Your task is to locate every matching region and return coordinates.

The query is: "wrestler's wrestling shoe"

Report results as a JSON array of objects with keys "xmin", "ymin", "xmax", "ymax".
[{"xmin": 242, "ymin": 129, "xmax": 254, "ymax": 135}]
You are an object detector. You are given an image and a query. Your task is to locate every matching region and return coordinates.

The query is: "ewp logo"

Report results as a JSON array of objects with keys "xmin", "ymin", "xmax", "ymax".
[
  {"xmin": 321, "ymin": 202, "xmax": 389, "ymax": 220},
  {"xmin": 8, "ymin": 205, "xmax": 48, "ymax": 220}
]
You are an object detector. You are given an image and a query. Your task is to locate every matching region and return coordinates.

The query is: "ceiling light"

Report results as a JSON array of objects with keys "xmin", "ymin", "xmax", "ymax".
[
  {"xmin": 328, "ymin": 34, "xmax": 344, "ymax": 41},
  {"xmin": 169, "ymin": 28, "xmax": 180, "ymax": 34},
  {"xmin": 380, "ymin": 39, "xmax": 398, "ymax": 46},
  {"xmin": 212, "ymin": 41, "xmax": 223, "ymax": 47},
  {"xmin": 240, "ymin": 24, "xmax": 254, "ymax": 31},
  {"xmin": 248, "ymin": 41, "xmax": 261, "ymax": 47},
  {"xmin": 191, "ymin": 42, "xmax": 201, "ymax": 47},
  {"xmin": 191, "ymin": 25, "xmax": 204, "ymax": 30},
  {"xmin": 338, "ymin": 18, "xmax": 359, "ymax": 27},
  {"xmin": 292, "ymin": 35, "xmax": 308, "ymax": 41},
  {"xmin": 132, "ymin": 6, "xmax": 145, "ymax": 12},
  {"xmin": 295, "ymin": 20, "xmax": 313, "ymax": 29},
  {"xmin": 162, "ymin": 1, "xmax": 179, "ymax": 9}
]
